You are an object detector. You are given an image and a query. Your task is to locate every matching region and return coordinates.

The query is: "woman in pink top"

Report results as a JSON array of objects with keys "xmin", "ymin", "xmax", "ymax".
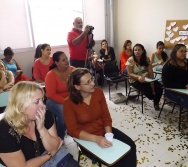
[
  {"xmin": 45, "ymin": 51, "xmax": 74, "ymax": 139},
  {"xmin": 33, "ymin": 43, "xmax": 53, "ymax": 82}
]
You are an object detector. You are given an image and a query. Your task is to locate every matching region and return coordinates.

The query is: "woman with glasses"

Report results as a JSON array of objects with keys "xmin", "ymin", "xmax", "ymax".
[
  {"xmin": 64, "ymin": 68, "xmax": 137, "ymax": 167},
  {"xmin": 162, "ymin": 44, "xmax": 188, "ymax": 110},
  {"xmin": 0, "ymin": 81, "xmax": 79, "ymax": 167},
  {"xmin": 45, "ymin": 51, "xmax": 74, "ymax": 139}
]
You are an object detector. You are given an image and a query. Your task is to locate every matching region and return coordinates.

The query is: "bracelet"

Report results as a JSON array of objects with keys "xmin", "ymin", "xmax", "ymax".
[
  {"xmin": 40, "ymin": 133, "xmax": 47, "ymax": 139},
  {"xmin": 47, "ymin": 152, "xmax": 53, "ymax": 159}
]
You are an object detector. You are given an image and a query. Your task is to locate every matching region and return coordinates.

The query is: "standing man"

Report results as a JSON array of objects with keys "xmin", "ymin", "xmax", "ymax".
[{"xmin": 67, "ymin": 17, "xmax": 94, "ymax": 68}]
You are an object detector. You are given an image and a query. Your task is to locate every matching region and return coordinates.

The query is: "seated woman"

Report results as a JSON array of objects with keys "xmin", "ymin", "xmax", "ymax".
[
  {"xmin": 64, "ymin": 68, "xmax": 137, "ymax": 167},
  {"xmin": 150, "ymin": 41, "xmax": 168, "ymax": 69},
  {"xmin": 0, "ymin": 81, "xmax": 79, "ymax": 167},
  {"xmin": 33, "ymin": 43, "xmax": 53, "ymax": 83},
  {"xmin": 0, "ymin": 60, "xmax": 14, "ymax": 93},
  {"xmin": 34, "ymin": 44, "xmax": 42, "ymax": 61},
  {"xmin": 162, "ymin": 44, "xmax": 188, "ymax": 110},
  {"xmin": 120, "ymin": 40, "xmax": 132, "ymax": 74},
  {"xmin": 91, "ymin": 51, "xmax": 104, "ymax": 87},
  {"xmin": 99, "ymin": 39, "xmax": 116, "ymax": 63},
  {"xmin": 45, "ymin": 51, "xmax": 74, "ymax": 139},
  {"xmin": 126, "ymin": 43, "xmax": 163, "ymax": 110},
  {"xmin": 2, "ymin": 47, "xmax": 31, "ymax": 83}
]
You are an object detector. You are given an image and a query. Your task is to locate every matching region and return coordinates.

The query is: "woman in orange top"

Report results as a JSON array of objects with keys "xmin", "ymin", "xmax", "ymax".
[
  {"xmin": 45, "ymin": 51, "xmax": 74, "ymax": 139},
  {"xmin": 120, "ymin": 40, "xmax": 132, "ymax": 74},
  {"xmin": 33, "ymin": 43, "xmax": 53, "ymax": 83}
]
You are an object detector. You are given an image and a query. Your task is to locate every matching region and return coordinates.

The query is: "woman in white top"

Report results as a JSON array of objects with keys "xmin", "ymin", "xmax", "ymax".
[
  {"xmin": 126, "ymin": 43, "xmax": 163, "ymax": 110},
  {"xmin": 150, "ymin": 41, "xmax": 168, "ymax": 71}
]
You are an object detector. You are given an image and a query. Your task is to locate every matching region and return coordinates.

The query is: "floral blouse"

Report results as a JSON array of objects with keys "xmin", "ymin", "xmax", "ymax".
[{"xmin": 126, "ymin": 57, "xmax": 150, "ymax": 83}]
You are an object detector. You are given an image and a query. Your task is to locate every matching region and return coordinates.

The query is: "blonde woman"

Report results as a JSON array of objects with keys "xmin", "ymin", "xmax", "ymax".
[
  {"xmin": 0, "ymin": 60, "xmax": 14, "ymax": 93},
  {"xmin": 0, "ymin": 81, "xmax": 78, "ymax": 167}
]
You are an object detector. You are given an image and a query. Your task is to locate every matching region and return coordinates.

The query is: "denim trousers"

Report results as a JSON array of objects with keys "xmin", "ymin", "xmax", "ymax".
[{"xmin": 46, "ymin": 99, "xmax": 66, "ymax": 139}]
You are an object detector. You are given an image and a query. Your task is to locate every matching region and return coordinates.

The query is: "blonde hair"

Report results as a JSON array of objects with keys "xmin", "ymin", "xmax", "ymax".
[
  {"xmin": 4, "ymin": 81, "xmax": 44, "ymax": 135},
  {"xmin": 0, "ymin": 60, "xmax": 7, "ymax": 71}
]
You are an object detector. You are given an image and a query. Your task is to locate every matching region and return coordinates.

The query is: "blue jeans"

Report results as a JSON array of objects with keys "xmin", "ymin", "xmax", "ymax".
[{"xmin": 46, "ymin": 99, "xmax": 66, "ymax": 139}]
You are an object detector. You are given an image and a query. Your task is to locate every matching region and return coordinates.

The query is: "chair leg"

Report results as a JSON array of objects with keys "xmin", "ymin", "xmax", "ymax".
[
  {"xmin": 125, "ymin": 79, "xmax": 127, "ymax": 96},
  {"xmin": 141, "ymin": 93, "xmax": 144, "ymax": 114},
  {"xmin": 126, "ymin": 86, "xmax": 132, "ymax": 105},
  {"xmin": 158, "ymin": 99, "xmax": 166, "ymax": 118},
  {"xmin": 178, "ymin": 106, "xmax": 183, "ymax": 131},
  {"xmin": 77, "ymin": 146, "xmax": 82, "ymax": 164},
  {"xmin": 171, "ymin": 103, "xmax": 176, "ymax": 113},
  {"xmin": 108, "ymin": 81, "xmax": 111, "ymax": 100}
]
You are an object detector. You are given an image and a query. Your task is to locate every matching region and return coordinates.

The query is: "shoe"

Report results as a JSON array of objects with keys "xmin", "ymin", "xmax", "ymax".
[{"xmin": 154, "ymin": 104, "xmax": 160, "ymax": 111}]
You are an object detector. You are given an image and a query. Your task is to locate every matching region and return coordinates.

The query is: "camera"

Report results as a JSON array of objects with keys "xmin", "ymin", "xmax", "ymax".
[{"xmin": 88, "ymin": 25, "xmax": 94, "ymax": 34}]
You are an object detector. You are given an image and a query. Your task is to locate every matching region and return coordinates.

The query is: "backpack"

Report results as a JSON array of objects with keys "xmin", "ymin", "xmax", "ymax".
[{"xmin": 103, "ymin": 61, "xmax": 122, "ymax": 80}]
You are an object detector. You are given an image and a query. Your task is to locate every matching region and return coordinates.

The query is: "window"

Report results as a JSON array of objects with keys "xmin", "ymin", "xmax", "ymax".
[
  {"xmin": 0, "ymin": 0, "xmax": 33, "ymax": 50},
  {"xmin": 28, "ymin": 0, "xmax": 83, "ymax": 46},
  {"xmin": 0, "ymin": 0, "xmax": 106, "ymax": 51}
]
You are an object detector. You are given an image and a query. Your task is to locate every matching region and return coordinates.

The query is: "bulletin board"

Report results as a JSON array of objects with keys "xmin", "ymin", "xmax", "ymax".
[{"xmin": 164, "ymin": 20, "xmax": 188, "ymax": 49}]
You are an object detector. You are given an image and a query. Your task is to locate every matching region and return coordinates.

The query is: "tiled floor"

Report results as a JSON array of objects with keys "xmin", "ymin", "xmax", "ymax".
[{"xmin": 64, "ymin": 83, "xmax": 188, "ymax": 167}]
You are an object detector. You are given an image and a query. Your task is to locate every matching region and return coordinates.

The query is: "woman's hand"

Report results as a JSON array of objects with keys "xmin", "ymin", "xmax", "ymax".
[
  {"xmin": 35, "ymin": 106, "xmax": 46, "ymax": 131},
  {"xmin": 95, "ymin": 136, "xmax": 112, "ymax": 148},
  {"xmin": 138, "ymin": 76, "xmax": 145, "ymax": 83},
  {"xmin": 15, "ymin": 70, "xmax": 23, "ymax": 76}
]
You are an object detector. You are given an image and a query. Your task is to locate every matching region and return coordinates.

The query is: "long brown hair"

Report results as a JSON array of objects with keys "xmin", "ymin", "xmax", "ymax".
[{"xmin": 67, "ymin": 68, "xmax": 91, "ymax": 104}]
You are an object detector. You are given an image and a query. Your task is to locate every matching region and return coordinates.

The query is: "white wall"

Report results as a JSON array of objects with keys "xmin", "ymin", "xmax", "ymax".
[{"xmin": 113, "ymin": 0, "xmax": 188, "ymax": 62}]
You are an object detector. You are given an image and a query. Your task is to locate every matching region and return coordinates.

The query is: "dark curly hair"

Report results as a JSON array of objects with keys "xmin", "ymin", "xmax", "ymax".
[{"xmin": 132, "ymin": 43, "xmax": 149, "ymax": 67}]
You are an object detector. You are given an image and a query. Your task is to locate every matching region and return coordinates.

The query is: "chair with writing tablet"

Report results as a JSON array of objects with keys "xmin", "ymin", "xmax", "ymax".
[
  {"xmin": 73, "ymin": 138, "xmax": 131, "ymax": 167},
  {"xmin": 126, "ymin": 77, "xmax": 160, "ymax": 114},
  {"xmin": 158, "ymin": 88, "xmax": 187, "ymax": 131}
]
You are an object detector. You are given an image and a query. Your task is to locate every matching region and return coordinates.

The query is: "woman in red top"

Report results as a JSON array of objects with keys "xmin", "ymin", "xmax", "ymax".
[
  {"xmin": 33, "ymin": 43, "xmax": 53, "ymax": 83},
  {"xmin": 45, "ymin": 51, "xmax": 74, "ymax": 139},
  {"xmin": 64, "ymin": 68, "xmax": 137, "ymax": 167},
  {"xmin": 120, "ymin": 40, "xmax": 132, "ymax": 74}
]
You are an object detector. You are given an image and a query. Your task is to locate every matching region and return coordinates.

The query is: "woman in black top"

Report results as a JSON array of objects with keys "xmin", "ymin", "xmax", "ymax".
[
  {"xmin": 0, "ymin": 81, "xmax": 72, "ymax": 166},
  {"xmin": 162, "ymin": 44, "xmax": 188, "ymax": 110},
  {"xmin": 99, "ymin": 39, "xmax": 116, "ymax": 62}
]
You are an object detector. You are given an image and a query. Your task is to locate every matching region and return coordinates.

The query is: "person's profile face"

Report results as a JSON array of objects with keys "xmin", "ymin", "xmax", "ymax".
[
  {"xmin": 41, "ymin": 45, "xmax": 51, "ymax": 57},
  {"xmin": 0, "ymin": 62, "xmax": 5, "ymax": 71},
  {"xmin": 157, "ymin": 45, "xmax": 164, "ymax": 54},
  {"xmin": 74, "ymin": 18, "xmax": 83, "ymax": 31},
  {"xmin": 126, "ymin": 43, "xmax": 132, "ymax": 50},
  {"xmin": 5, "ymin": 54, "xmax": 13, "ymax": 62},
  {"xmin": 56, "ymin": 53, "xmax": 69, "ymax": 68},
  {"xmin": 102, "ymin": 41, "xmax": 108, "ymax": 49},
  {"xmin": 176, "ymin": 46, "xmax": 187, "ymax": 61},
  {"xmin": 134, "ymin": 46, "xmax": 143, "ymax": 58},
  {"xmin": 25, "ymin": 89, "xmax": 44, "ymax": 121}
]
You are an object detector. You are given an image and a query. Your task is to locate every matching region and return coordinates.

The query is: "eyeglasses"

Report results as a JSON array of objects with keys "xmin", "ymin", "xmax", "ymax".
[
  {"xmin": 80, "ymin": 76, "xmax": 95, "ymax": 85},
  {"xmin": 34, "ymin": 140, "xmax": 40, "ymax": 157}
]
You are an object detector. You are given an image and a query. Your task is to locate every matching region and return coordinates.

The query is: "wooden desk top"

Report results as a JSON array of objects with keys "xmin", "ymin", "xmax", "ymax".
[
  {"xmin": 73, "ymin": 138, "xmax": 131, "ymax": 166},
  {"xmin": 0, "ymin": 91, "xmax": 10, "ymax": 107},
  {"xmin": 166, "ymin": 88, "xmax": 188, "ymax": 95}
]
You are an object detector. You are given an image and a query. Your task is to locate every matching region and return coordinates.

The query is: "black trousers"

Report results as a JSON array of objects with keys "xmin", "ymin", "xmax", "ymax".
[
  {"xmin": 80, "ymin": 127, "xmax": 137, "ymax": 167},
  {"xmin": 131, "ymin": 81, "xmax": 163, "ymax": 106}
]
